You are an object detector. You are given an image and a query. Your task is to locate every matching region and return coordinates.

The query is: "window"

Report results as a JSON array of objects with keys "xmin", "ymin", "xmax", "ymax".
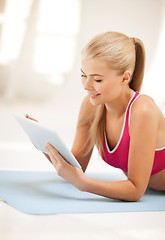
[
  {"xmin": 0, "ymin": 0, "xmax": 81, "ymax": 85},
  {"xmin": 0, "ymin": 0, "xmax": 32, "ymax": 63},
  {"xmin": 34, "ymin": 0, "xmax": 80, "ymax": 84}
]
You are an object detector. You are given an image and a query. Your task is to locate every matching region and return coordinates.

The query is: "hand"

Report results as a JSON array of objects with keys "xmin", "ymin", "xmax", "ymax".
[{"xmin": 44, "ymin": 142, "xmax": 87, "ymax": 191}]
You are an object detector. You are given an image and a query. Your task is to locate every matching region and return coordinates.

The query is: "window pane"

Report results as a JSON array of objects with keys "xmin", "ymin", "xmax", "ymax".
[
  {"xmin": 5, "ymin": 0, "xmax": 32, "ymax": 20},
  {"xmin": 0, "ymin": 0, "xmax": 32, "ymax": 63},
  {"xmin": 0, "ymin": 21, "xmax": 26, "ymax": 63},
  {"xmin": 37, "ymin": 0, "xmax": 80, "ymax": 35},
  {"xmin": 0, "ymin": 0, "xmax": 6, "ymax": 13},
  {"xmin": 0, "ymin": 24, "xmax": 2, "ymax": 50},
  {"xmin": 33, "ymin": 35, "xmax": 76, "ymax": 74}
]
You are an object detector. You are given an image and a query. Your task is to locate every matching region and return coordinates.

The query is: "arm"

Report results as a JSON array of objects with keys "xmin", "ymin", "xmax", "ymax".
[
  {"xmin": 45, "ymin": 142, "xmax": 140, "ymax": 201},
  {"xmin": 81, "ymin": 96, "xmax": 159, "ymax": 201},
  {"xmin": 45, "ymin": 96, "xmax": 159, "ymax": 201}
]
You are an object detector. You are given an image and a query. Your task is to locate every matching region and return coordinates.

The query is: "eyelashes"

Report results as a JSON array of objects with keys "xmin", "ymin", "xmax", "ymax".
[
  {"xmin": 81, "ymin": 74, "xmax": 102, "ymax": 82},
  {"xmin": 81, "ymin": 74, "xmax": 86, "ymax": 78},
  {"xmin": 95, "ymin": 80, "xmax": 102, "ymax": 82}
]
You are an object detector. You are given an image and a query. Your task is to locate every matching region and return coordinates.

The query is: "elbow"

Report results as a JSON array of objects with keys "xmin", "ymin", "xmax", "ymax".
[
  {"xmin": 126, "ymin": 193, "xmax": 143, "ymax": 202},
  {"xmin": 134, "ymin": 190, "xmax": 145, "ymax": 202},
  {"xmin": 125, "ymin": 181, "xmax": 145, "ymax": 202},
  {"xmin": 127, "ymin": 190, "xmax": 145, "ymax": 202}
]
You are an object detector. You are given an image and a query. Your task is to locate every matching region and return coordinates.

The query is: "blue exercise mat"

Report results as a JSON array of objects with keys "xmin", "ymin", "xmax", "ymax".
[{"xmin": 0, "ymin": 170, "xmax": 164, "ymax": 214}]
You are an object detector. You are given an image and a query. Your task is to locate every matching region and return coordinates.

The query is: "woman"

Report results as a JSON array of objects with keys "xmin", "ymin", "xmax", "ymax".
[{"xmin": 27, "ymin": 31, "xmax": 165, "ymax": 201}]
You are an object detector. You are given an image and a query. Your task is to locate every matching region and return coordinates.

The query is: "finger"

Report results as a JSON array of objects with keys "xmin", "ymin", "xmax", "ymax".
[
  {"xmin": 44, "ymin": 146, "xmax": 57, "ymax": 165},
  {"xmin": 46, "ymin": 143, "xmax": 69, "ymax": 168},
  {"xmin": 25, "ymin": 114, "xmax": 38, "ymax": 122},
  {"xmin": 46, "ymin": 143, "xmax": 64, "ymax": 162}
]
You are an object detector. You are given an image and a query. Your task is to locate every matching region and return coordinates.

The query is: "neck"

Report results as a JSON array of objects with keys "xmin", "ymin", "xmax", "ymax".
[{"xmin": 105, "ymin": 89, "xmax": 134, "ymax": 118}]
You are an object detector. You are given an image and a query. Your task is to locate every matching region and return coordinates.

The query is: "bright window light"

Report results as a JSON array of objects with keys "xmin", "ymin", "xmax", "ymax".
[
  {"xmin": 0, "ymin": 0, "xmax": 32, "ymax": 64},
  {"xmin": 33, "ymin": 35, "xmax": 76, "ymax": 74},
  {"xmin": 37, "ymin": 0, "xmax": 80, "ymax": 35},
  {"xmin": 0, "ymin": 21, "xmax": 26, "ymax": 63},
  {"xmin": 33, "ymin": 0, "xmax": 80, "ymax": 78},
  {"xmin": 0, "ymin": 0, "xmax": 81, "ymax": 85}
]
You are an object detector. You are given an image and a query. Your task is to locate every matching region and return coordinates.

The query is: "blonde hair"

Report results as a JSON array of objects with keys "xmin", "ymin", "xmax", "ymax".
[{"xmin": 79, "ymin": 31, "xmax": 145, "ymax": 156}]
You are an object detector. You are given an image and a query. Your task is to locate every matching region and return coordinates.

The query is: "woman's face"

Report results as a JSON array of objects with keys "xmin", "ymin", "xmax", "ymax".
[{"xmin": 81, "ymin": 58, "xmax": 124, "ymax": 106}]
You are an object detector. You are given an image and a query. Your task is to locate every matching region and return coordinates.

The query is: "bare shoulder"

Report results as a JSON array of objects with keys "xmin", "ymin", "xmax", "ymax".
[
  {"xmin": 132, "ymin": 94, "xmax": 160, "ymax": 117},
  {"xmin": 130, "ymin": 94, "xmax": 161, "ymax": 132},
  {"xmin": 77, "ymin": 95, "xmax": 97, "ymax": 126}
]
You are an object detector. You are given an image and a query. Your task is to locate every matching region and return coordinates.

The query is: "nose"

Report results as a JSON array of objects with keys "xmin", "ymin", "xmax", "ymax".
[{"xmin": 82, "ymin": 77, "xmax": 93, "ymax": 91}]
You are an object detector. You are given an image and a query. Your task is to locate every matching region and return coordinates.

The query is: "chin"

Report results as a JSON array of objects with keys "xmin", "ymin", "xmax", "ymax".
[{"xmin": 90, "ymin": 99, "xmax": 103, "ymax": 106}]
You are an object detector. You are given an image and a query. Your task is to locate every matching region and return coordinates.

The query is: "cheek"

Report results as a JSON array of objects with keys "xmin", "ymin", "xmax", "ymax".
[
  {"xmin": 98, "ymin": 81, "xmax": 120, "ymax": 99},
  {"xmin": 98, "ymin": 83, "xmax": 111, "ymax": 94}
]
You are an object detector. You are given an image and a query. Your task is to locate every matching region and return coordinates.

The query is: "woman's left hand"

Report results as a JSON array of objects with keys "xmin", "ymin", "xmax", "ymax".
[{"xmin": 44, "ymin": 142, "xmax": 87, "ymax": 191}]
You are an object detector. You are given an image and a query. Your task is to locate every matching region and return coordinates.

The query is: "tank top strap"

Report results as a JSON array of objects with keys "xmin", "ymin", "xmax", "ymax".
[{"xmin": 125, "ymin": 91, "xmax": 140, "ymax": 132}]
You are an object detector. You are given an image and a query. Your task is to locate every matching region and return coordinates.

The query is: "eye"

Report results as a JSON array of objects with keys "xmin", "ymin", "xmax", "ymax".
[
  {"xmin": 94, "ymin": 79, "xmax": 102, "ymax": 83},
  {"xmin": 81, "ymin": 74, "xmax": 86, "ymax": 78}
]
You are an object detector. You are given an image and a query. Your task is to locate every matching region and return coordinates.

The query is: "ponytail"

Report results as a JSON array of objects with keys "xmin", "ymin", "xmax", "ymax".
[{"xmin": 129, "ymin": 38, "xmax": 145, "ymax": 92}]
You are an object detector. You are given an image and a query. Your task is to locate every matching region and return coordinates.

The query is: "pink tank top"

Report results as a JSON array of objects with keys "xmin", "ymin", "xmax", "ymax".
[{"xmin": 102, "ymin": 92, "xmax": 165, "ymax": 176}]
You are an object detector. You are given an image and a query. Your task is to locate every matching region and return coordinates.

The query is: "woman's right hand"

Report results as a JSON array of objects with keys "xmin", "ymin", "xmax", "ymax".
[{"xmin": 25, "ymin": 114, "xmax": 38, "ymax": 122}]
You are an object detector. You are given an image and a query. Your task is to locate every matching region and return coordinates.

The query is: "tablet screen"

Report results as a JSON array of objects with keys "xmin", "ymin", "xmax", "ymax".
[{"xmin": 14, "ymin": 115, "xmax": 81, "ymax": 168}]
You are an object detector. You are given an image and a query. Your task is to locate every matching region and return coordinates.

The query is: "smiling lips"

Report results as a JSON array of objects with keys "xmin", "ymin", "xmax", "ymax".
[{"xmin": 88, "ymin": 93, "xmax": 101, "ymax": 98}]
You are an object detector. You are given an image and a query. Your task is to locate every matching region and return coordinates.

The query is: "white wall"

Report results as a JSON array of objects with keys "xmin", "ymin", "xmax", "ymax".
[
  {"xmin": 48, "ymin": 0, "xmax": 165, "ymax": 127},
  {"xmin": 52, "ymin": 0, "xmax": 164, "ymax": 105}
]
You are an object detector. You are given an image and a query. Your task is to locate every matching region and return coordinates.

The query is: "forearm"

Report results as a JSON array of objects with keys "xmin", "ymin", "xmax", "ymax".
[
  {"xmin": 44, "ymin": 143, "xmax": 143, "ymax": 201},
  {"xmin": 83, "ymin": 177, "xmax": 143, "ymax": 202}
]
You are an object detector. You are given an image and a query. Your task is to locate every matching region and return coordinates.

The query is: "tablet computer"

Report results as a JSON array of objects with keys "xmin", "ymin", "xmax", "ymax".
[{"xmin": 14, "ymin": 115, "xmax": 81, "ymax": 168}]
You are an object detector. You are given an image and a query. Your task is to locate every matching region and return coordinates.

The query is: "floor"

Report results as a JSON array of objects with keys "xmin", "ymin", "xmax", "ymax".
[{"xmin": 0, "ymin": 98, "xmax": 165, "ymax": 240}]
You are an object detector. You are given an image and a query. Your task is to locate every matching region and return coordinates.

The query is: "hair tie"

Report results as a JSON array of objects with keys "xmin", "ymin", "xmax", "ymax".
[{"xmin": 131, "ymin": 37, "xmax": 136, "ymax": 45}]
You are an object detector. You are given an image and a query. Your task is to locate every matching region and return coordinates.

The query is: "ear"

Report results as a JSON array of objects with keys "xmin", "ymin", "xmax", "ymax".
[{"xmin": 122, "ymin": 71, "xmax": 131, "ymax": 84}]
